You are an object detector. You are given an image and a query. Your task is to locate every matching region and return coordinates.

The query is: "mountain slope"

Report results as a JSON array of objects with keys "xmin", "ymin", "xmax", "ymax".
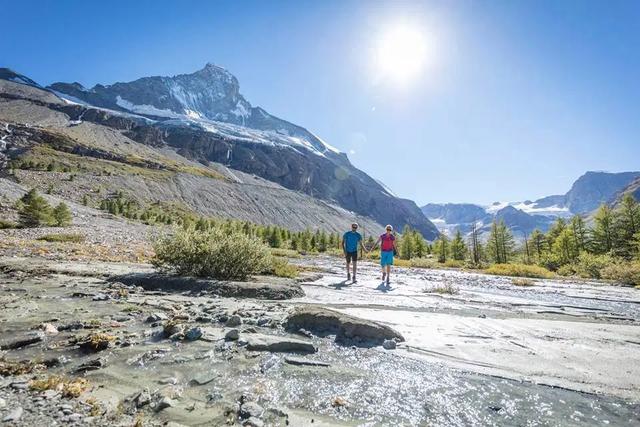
[
  {"xmin": 45, "ymin": 64, "xmax": 438, "ymax": 238},
  {"xmin": 1, "ymin": 67, "xmax": 438, "ymax": 238}
]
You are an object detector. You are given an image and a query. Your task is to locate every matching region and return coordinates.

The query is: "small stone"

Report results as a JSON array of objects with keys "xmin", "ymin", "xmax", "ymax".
[
  {"xmin": 146, "ymin": 312, "xmax": 169, "ymax": 323},
  {"xmin": 478, "ymin": 314, "xmax": 487, "ymax": 319},
  {"xmin": 10, "ymin": 381, "xmax": 29, "ymax": 390},
  {"xmin": 382, "ymin": 339, "xmax": 396, "ymax": 350},
  {"xmin": 243, "ymin": 327, "xmax": 257, "ymax": 334},
  {"xmin": 134, "ymin": 390, "xmax": 152, "ymax": 408},
  {"xmin": 3, "ymin": 407, "xmax": 23, "ymax": 422},
  {"xmin": 159, "ymin": 377, "xmax": 178, "ymax": 385},
  {"xmin": 225, "ymin": 329, "xmax": 240, "ymax": 341},
  {"xmin": 239, "ymin": 402, "xmax": 264, "ymax": 419},
  {"xmin": 226, "ymin": 315, "xmax": 242, "ymax": 327},
  {"xmin": 42, "ymin": 323, "xmax": 59, "ymax": 335},
  {"xmin": 188, "ymin": 373, "xmax": 216, "ymax": 386},
  {"xmin": 92, "ymin": 293, "xmax": 110, "ymax": 301},
  {"xmin": 67, "ymin": 413, "xmax": 83, "ymax": 422},
  {"xmin": 256, "ymin": 318, "xmax": 270, "ymax": 327},
  {"xmin": 0, "ymin": 398, "xmax": 6, "ymax": 408},
  {"xmin": 243, "ymin": 417, "xmax": 264, "ymax": 427},
  {"xmin": 185, "ymin": 327, "xmax": 203, "ymax": 341},
  {"xmin": 155, "ymin": 396, "xmax": 174, "ymax": 412}
]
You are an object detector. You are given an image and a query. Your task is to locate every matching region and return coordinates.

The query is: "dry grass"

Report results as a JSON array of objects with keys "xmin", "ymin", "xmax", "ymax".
[
  {"xmin": 30, "ymin": 375, "xmax": 89, "ymax": 398},
  {"xmin": 511, "ymin": 278, "xmax": 535, "ymax": 286},
  {"xmin": 423, "ymin": 283, "xmax": 459, "ymax": 295},
  {"xmin": 0, "ymin": 359, "xmax": 45, "ymax": 376},
  {"xmin": 484, "ymin": 263, "xmax": 554, "ymax": 279},
  {"xmin": 79, "ymin": 333, "xmax": 116, "ymax": 352}
]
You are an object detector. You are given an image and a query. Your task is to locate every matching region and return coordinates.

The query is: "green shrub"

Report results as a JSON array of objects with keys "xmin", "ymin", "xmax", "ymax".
[
  {"xmin": 409, "ymin": 257, "xmax": 436, "ymax": 268},
  {"xmin": 556, "ymin": 264, "xmax": 576, "ymax": 277},
  {"xmin": 600, "ymin": 261, "xmax": 640, "ymax": 286},
  {"xmin": 153, "ymin": 227, "xmax": 272, "ymax": 281},
  {"xmin": 573, "ymin": 253, "xmax": 614, "ymax": 279},
  {"xmin": 266, "ymin": 258, "xmax": 299, "ymax": 278},
  {"xmin": 484, "ymin": 263, "xmax": 554, "ymax": 279},
  {"xmin": 37, "ymin": 233, "xmax": 85, "ymax": 243}
]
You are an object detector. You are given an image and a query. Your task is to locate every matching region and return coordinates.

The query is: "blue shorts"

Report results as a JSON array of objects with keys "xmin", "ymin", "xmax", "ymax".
[{"xmin": 380, "ymin": 250, "xmax": 394, "ymax": 267}]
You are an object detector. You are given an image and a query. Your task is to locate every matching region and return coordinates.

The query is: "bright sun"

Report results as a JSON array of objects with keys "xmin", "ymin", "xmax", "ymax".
[{"xmin": 375, "ymin": 25, "xmax": 429, "ymax": 86}]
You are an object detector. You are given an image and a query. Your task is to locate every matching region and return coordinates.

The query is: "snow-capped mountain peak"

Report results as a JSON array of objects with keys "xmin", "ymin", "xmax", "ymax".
[{"xmin": 48, "ymin": 64, "xmax": 340, "ymax": 158}]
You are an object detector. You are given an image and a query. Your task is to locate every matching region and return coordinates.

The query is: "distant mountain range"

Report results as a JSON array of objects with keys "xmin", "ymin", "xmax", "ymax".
[
  {"xmin": 0, "ymin": 65, "xmax": 439, "ymax": 238},
  {"xmin": 422, "ymin": 171, "xmax": 640, "ymax": 239}
]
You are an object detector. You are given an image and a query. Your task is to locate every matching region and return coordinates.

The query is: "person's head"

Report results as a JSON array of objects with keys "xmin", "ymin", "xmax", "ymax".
[
  {"xmin": 385, "ymin": 224, "xmax": 393, "ymax": 234},
  {"xmin": 351, "ymin": 223, "xmax": 358, "ymax": 231}
]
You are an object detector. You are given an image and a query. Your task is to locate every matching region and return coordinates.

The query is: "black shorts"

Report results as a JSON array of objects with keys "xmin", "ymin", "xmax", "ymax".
[{"xmin": 345, "ymin": 251, "xmax": 358, "ymax": 262}]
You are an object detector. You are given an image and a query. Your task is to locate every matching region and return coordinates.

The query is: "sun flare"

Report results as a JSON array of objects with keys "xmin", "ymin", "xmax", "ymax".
[{"xmin": 375, "ymin": 24, "xmax": 430, "ymax": 85}]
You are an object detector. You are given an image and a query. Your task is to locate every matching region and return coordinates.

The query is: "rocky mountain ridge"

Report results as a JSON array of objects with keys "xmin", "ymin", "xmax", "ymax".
[
  {"xmin": 423, "ymin": 171, "xmax": 640, "ymax": 238},
  {"xmin": 0, "ymin": 66, "xmax": 439, "ymax": 238}
]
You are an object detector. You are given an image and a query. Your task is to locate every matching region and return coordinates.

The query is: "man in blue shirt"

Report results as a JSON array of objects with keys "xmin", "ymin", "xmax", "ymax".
[{"xmin": 342, "ymin": 223, "xmax": 365, "ymax": 282}]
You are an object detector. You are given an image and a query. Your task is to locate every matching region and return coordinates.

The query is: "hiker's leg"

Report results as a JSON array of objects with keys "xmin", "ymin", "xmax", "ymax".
[
  {"xmin": 352, "ymin": 259, "xmax": 357, "ymax": 278},
  {"xmin": 386, "ymin": 265, "xmax": 391, "ymax": 282}
]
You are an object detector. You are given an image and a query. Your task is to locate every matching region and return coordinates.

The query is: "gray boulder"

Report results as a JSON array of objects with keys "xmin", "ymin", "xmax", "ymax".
[
  {"xmin": 245, "ymin": 334, "xmax": 316, "ymax": 353},
  {"xmin": 285, "ymin": 306, "xmax": 404, "ymax": 346}
]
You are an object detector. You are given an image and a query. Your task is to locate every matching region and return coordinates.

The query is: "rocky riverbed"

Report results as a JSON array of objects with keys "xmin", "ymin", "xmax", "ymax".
[{"xmin": 0, "ymin": 255, "xmax": 638, "ymax": 426}]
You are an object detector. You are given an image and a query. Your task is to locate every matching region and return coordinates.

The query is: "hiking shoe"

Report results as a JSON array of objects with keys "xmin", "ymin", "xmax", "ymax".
[
  {"xmin": 382, "ymin": 272, "xmax": 386, "ymax": 281},
  {"xmin": 347, "ymin": 273, "xmax": 351, "ymax": 281},
  {"xmin": 353, "ymin": 276, "xmax": 357, "ymax": 283},
  {"xmin": 386, "ymin": 278, "xmax": 390, "ymax": 285}
]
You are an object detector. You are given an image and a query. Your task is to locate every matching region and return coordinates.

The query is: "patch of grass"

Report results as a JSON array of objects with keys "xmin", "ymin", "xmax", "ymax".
[
  {"xmin": 121, "ymin": 305, "xmax": 142, "ymax": 313},
  {"xmin": 484, "ymin": 263, "xmax": 554, "ymax": 279},
  {"xmin": 423, "ymin": 283, "xmax": 459, "ymax": 295},
  {"xmin": 269, "ymin": 248, "xmax": 302, "ymax": 258},
  {"xmin": 37, "ymin": 233, "xmax": 85, "ymax": 243},
  {"xmin": 268, "ymin": 258, "xmax": 299, "ymax": 278},
  {"xmin": 511, "ymin": 278, "xmax": 535, "ymax": 286},
  {"xmin": 30, "ymin": 375, "xmax": 89, "ymax": 398},
  {"xmin": 0, "ymin": 219, "xmax": 18, "ymax": 229},
  {"xmin": 393, "ymin": 258, "xmax": 411, "ymax": 267}
]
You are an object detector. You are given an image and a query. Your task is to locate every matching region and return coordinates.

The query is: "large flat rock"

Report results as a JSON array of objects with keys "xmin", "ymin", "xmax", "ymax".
[
  {"xmin": 245, "ymin": 333, "xmax": 316, "ymax": 353},
  {"xmin": 285, "ymin": 305, "xmax": 404, "ymax": 345}
]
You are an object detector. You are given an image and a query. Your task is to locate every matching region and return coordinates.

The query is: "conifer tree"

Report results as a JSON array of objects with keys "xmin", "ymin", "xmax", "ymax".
[
  {"xmin": 52, "ymin": 202, "xmax": 72, "ymax": 227},
  {"xmin": 570, "ymin": 215, "xmax": 588, "ymax": 253},
  {"xmin": 614, "ymin": 194, "xmax": 640, "ymax": 258},
  {"xmin": 552, "ymin": 228, "xmax": 577, "ymax": 265},
  {"xmin": 450, "ymin": 229, "xmax": 466, "ymax": 261},
  {"xmin": 591, "ymin": 204, "xmax": 615, "ymax": 254},
  {"xmin": 413, "ymin": 233, "xmax": 427, "ymax": 258},
  {"xmin": 435, "ymin": 234, "xmax": 449, "ymax": 263},
  {"xmin": 528, "ymin": 229, "xmax": 546, "ymax": 260}
]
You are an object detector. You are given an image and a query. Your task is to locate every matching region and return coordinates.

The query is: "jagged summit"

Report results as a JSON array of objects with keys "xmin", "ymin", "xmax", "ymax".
[{"xmin": 47, "ymin": 63, "xmax": 340, "ymax": 158}]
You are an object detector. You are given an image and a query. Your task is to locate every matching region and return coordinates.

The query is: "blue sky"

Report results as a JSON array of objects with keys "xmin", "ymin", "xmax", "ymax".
[{"xmin": 2, "ymin": 0, "xmax": 639, "ymax": 205}]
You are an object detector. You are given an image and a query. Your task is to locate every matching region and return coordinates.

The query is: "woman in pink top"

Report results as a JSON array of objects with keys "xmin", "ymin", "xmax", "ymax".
[{"xmin": 373, "ymin": 224, "xmax": 396, "ymax": 285}]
